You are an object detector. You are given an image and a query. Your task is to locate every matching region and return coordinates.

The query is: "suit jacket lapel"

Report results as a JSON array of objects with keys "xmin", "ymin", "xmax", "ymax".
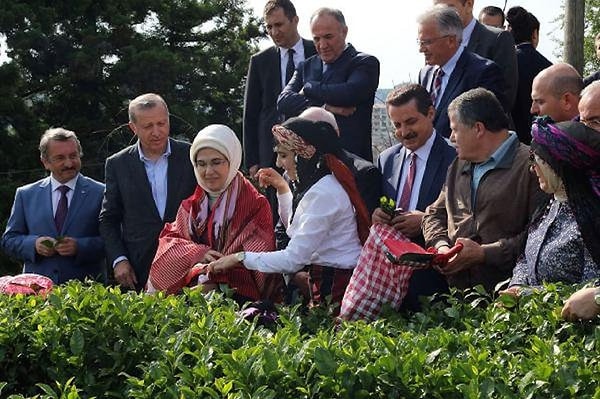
[
  {"xmin": 437, "ymin": 52, "xmax": 467, "ymax": 118},
  {"xmin": 417, "ymin": 135, "xmax": 443, "ymax": 210},
  {"xmin": 165, "ymin": 139, "xmax": 184, "ymax": 221},
  {"xmin": 466, "ymin": 21, "xmax": 482, "ymax": 51},
  {"xmin": 391, "ymin": 146, "xmax": 407, "ymax": 200},
  {"xmin": 128, "ymin": 145, "xmax": 161, "ymax": 220},
  {"xmin": 39, "ymin": 177, "xmax": 57, "ymax": 232},
  {"xmin": 274, "ymin": 47, "xmax": 284, "ymax": 91}
]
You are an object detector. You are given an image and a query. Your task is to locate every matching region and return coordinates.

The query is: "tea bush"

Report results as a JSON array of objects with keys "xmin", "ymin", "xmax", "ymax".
[{"xmin": 1, "ymin": 282, "xmax": 599, "ymax": 398}]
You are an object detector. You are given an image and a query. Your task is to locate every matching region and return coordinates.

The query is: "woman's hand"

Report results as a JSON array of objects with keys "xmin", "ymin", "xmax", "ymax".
[
  {"xmin": 201, "ymin": 249, "xmax": 223, "ymax": 263},
  {"xmin": 256, "ymin": 168, "xmax": 290, "ymax": 194},
  {"xmin": 207, "ymin": 254, "xmax": 241, "ymax": 275}
]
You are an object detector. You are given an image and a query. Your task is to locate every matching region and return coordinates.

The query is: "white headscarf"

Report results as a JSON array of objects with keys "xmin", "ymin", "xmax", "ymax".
[{"xmin": 190, "ymin": 124, "xmax": 242, "ymax": 195}]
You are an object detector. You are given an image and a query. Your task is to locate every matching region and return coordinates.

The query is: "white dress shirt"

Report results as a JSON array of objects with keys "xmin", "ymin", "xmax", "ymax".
[
  {"xmin": 50, "ymin": 174, "xmax": 79, "ymax": 217},
  {"xmin": 245, "ymin": 174, "xmax": 362, "ymax": 273}
]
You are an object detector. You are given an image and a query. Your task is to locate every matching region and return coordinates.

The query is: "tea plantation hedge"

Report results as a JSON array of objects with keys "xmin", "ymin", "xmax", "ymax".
[{"xmin": 1, "ymin": 282, "xmax": 599, "ymax": 398}]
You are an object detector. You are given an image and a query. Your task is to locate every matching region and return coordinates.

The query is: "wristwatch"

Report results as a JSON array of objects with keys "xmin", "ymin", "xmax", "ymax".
[
  {"xmin": 235, "ymin": 251, "xmax": 246, "ymax": 263},
  {"xmin": 594, "ymin": 287, "xmax": 600, "ymax": 307}
]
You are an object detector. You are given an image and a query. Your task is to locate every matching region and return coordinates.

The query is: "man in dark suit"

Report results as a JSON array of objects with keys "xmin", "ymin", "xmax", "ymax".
[
  {"xmin": 583, "ymin": 33, "xmax": 600, "ymax": 87},
  {"xmin": 2, "ymin": 128, "xmax": 106, "ymax": 283},
  {"xmin": 277, "ymin": 7, "xmax": 380, "ymax": 161},
  {"xmin": 299, "ymin": 106, "xmax": 382, "ymax": 215},
  {"xmin": 373, "ymin": 84, "xmax": 456, "ymax": 310},
  {"xmin": 434, "ymin": 0, "xmax": 518, "ymax": 110},
  {"xmin": 418, "ymin": 6, "xmax": 506, "ymax": 139},
  {"xmin": 243, "ymin": 0, "xmax": 316, "ymax": 177},
  {"xmin": 99, "ymin": 93, "xmax": 197, "ymax": 291}
]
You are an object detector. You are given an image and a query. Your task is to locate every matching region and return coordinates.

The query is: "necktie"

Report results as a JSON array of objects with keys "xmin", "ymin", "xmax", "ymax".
[
  {"xmin": 398, "ymin": 153, "xmax": 417, "ymax": 211},
  {"xmin": 54, "ymin": 185, "xmax": 70, "ymax": 233},
  {"xmin": 430, "ymin": 67, "xmax": 445, "ymax": 106},
  {"xmin": 285, "ymin": 48, "xmax": 296, "ymax": 84}
]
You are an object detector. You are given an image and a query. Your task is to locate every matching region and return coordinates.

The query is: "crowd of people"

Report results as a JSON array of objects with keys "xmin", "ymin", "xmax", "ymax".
[{"xmin": 2, "ymin": 0, "xmax": 600, "ymax": 322}]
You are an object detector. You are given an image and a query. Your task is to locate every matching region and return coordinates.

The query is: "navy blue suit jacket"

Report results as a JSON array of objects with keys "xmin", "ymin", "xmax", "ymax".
[
  {"xmin": 1, "ymin": 174, "xmax": 106, "ymax": 283},
  {"xmin": 419, "ymin": 50, "xmax": 506, "ymax": 139},
  {"xmin": 243, "ymin": 39, "xmax": 316, "ymax": 169},
  {"xmin": 377, "ymin": 133, "xmax": 456, "ymax": 213},
  {"xmin": 277, "ymin": 44, "xmax": 380, "ymax": 161},
  {"xmin": 377, "ymin": 133, "xmax": 456, "ymax": 311}
]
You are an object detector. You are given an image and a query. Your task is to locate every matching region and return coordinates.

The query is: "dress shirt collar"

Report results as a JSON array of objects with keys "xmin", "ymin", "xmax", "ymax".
[
  {"xmin": 279, "ymin": 37, "xmax": 304, "ymax": 61},
  {"xmin": 50, "ymin": 174, "xmax": 79, "ymax": 192},
  {"xmin": 461, "ymin": 17, "xmax": 476, "ymax": 48},
  {"xmin": 405, "ymin": 129, "xmax": 436, "ymax": 162},
  {"xmin": 137, "ymin": 139, "xmax": 172, "ymax": 162},
  {"xmin": 440, "ymin": 45, "xmax": 463, "ymax": 77}
]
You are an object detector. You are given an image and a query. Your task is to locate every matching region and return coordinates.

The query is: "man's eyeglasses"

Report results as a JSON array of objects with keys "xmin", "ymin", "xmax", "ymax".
[
  {"xmin": 580, "ymin": 116, "xmax": 600, "ymax": 131},
  {"xmin": 194, "ymin": 158, "xmax": 228, "ymax": 170},
  {"xmin": 416, "ymin": 35, "xmax": 452, "ymax": 47}
]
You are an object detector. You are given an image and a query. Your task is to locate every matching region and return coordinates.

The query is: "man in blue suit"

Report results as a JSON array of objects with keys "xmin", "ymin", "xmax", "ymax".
[
  {"xmin": 2, "ymin": 128, "xmax": 106, "ymax": 283},
  {"xmin": 373, "ymin": 84, "xmax": 456, "ymax": 311},
  {"xmin": 417, "ymin": 6, "xmax": 506, "ymax": 139},
  {"xmin": 277, "ymin": 7, "xmax": 380, "ymax": 161}
]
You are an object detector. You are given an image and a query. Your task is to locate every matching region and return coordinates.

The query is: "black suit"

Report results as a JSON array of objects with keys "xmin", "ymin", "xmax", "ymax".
[
  {"xmin": 419, "ymin": 50, "xmax": 506, "ymax": 138},
  {"xmin": 584, "ymin": 70, "xmax": 600, "ymax": 87},
  {"xmin": 99, "ymin": 138, "xmax": 197, "ymax": 290},
  {"xmin": 512, "ymin": 43, "xmax": 552, "ymax": 143},
  {"xmin": 243, "ymin": 39, "xmax": 316, "ymax": 169},
  {"xmin": 467, "ymin": 20, "xmax": 518, "ymax": 110},
  {"xmin": 278, "ymin": 44, "xmax": 380, "ymax": 161}
]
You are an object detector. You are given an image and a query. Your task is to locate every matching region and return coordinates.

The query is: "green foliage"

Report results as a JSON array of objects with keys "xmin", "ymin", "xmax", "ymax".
[
  {"xmin": 1, "ymin": 282, "xmax": 600, "ymax": 398},
  {"xmin": 584, "ymin": 0, "xmax": 600, "ymax": 75},
  {"xmin": 0, "ymin": 0, "xmax": 262, "ymax": 273}
]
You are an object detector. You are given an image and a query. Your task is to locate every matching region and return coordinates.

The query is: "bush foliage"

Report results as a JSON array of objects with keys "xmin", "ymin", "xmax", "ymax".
[{"xmin": 1, "ymin": 282, "xmax": 599, "ymax": 398}]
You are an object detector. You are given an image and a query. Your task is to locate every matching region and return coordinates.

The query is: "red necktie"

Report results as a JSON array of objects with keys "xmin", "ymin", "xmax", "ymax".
[
  {"xmin": 54, "ymin": 185, "xmax": 69, "ymax": 232},
  {"xmin": 398, "ymin": 153, "xmax": 417, "ymax": 211},
  {"xmin": 430, "ymin": 67, "xmax": 445, "ymax": 105}
]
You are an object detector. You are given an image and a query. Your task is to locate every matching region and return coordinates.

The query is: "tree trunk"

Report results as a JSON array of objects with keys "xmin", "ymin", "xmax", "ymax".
[{"xmin": 564, "ymin": 0, "xmax": 585, "ymax": 74}]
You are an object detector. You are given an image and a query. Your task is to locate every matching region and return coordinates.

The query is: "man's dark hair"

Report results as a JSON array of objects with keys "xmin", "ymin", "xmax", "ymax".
[
  {"xmin": 386, "ymin": 84, "xmax": 433, "ymax": 116},
  {"xmin": 506, "ymin": 6, "xmax": 539, "ymax": 44},
  {"xmin": 264, "ymin": 0, "xmax": 297, "ymax": 20},
  {"xmin": 447, "ymin": 88, "xmax": 509, "ymax": 132},
  {"xmin": 479, "ymin": 6, "xmax": 505, "ymax": 26}
]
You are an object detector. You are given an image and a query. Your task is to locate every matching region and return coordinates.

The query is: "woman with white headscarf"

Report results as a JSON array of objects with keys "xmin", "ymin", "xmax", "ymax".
[{"xmin": 146, "ymin": 125, "xmax": 282, "ymax": 302}]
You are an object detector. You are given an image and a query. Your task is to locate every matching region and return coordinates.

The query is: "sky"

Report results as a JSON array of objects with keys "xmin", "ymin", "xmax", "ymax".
[
  {"xmin": 0, "ymin": 1, "xmax": 564, "ymax": 90},
  {"xmin": 246, "ymin": 0, "xmax": 564, "ymax": 88}
]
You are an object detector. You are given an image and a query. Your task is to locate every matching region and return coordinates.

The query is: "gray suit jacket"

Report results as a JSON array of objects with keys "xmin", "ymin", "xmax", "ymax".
[
  {"xmin": 467, "ymin": 20, "xmax": 518, "ymax": 110},
  {"xmin": 99, "ymin": 138, "xmax": 197, "ymax": 289}
]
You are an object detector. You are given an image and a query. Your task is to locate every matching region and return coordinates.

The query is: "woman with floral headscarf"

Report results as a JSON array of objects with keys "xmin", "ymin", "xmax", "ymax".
[
  {"xmin": 206, "ymin": 117, "xmax": 370, "ymax": 311},
  {"xmin": 146, "ymin": 125, "xmax": 282, "ymax": 302},
  {"xmin": 504, "ymin": 118, "xmax": 600, "ymax": 294}
]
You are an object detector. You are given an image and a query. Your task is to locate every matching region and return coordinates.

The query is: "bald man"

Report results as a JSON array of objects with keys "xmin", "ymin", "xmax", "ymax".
[
  {"xmin": 579, "ymin": 81, "xmax": 600, "ymax": 132},
  {"xmin": 530, "ymin": 63, "xmax": 583, "ymax": 123},
  {"xmin": 299, "ymin": 107, "xmax": 382, "ymax": 214}
]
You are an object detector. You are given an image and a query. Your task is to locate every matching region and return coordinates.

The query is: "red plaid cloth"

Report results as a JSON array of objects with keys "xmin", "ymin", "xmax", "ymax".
[{"xmin": 339, "ymin": 223, "xmax": 414, "ymax": 321}]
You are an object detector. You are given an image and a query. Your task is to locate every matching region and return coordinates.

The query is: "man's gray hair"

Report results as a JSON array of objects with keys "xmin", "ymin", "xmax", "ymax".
[
  {"xmin": 128, "ymin": 93, "xmax": 169, "ymax": 123},
  {"xmin": 417, "ymin": 5, "xmax": 463, "ymax": 45},
  {"xmin": 448, "ymin": 88, "xmax": 509, "ymax": 132},
  {"xmin": 310, "ymin": 7, "xmax": 346, "ymax": 27},
  {"xmin": 39, "ymin": 128, "xmax": 83, "ymax": 160}
]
